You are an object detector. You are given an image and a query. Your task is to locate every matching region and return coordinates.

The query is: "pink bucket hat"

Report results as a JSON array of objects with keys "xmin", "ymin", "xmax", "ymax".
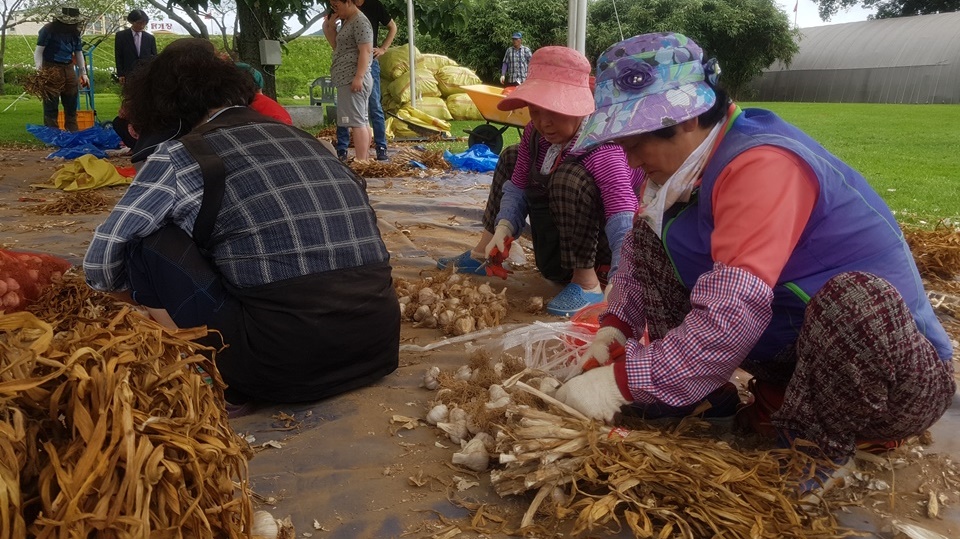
[{"xmin": 498, "ymin": 46, "xmax": 595, "ymax": 117}]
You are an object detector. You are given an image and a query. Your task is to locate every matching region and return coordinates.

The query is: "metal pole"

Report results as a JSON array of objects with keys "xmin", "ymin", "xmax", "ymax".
[
  {"xmin": 567, "ymin": 0, "xmax": 577, "ymax": 49},
  {"xmin": 576, "ymin": 0, "xmax": 587, "ymax": 54},
  {"xmin": 407, "ymin": 0, "xmax": 417, "ymax": 109}
]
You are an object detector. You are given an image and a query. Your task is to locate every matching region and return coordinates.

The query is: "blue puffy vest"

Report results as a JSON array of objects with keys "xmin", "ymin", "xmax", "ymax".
[{"xmin": 662, "ymin": 108, "xmax": 952, "ymax": 362}]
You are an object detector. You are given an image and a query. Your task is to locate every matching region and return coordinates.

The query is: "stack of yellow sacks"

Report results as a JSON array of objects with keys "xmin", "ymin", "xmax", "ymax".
[{"xmin": 379, "ymin": 45, "xmax": 484, "ymax": 139}]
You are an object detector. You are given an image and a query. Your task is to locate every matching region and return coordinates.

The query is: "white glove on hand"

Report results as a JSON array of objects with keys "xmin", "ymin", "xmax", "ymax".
[
  {"xmin": 555, "ymin": 364, "xmax": 631, "ymax": 422},
  {"xmin": 583, "ymin": 326, "xmax": 627, "ymax": 367},
  {"xmin": 485, "ymin": 220, "xmax": 514, "ymax": 258},
  {"xmin": 499, "ymin": 75, "xmax": 506, "ymax": 84}
]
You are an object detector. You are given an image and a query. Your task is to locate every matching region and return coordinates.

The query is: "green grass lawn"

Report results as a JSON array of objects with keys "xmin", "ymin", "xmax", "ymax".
[{"xmin": 1, "ymin": 95, "xmax": 955, "ymax": 227}]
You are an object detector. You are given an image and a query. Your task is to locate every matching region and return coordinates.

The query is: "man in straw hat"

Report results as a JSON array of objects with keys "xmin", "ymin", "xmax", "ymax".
[
  {"xmin": 555, "ymin": 32, "xmax": 954, "ymax": 501},
  {"xmin": 438, "ymin": 46, "xmax": 645, "ymax": 317},
  {"xmin": 34, "ymin": 6, "xmax": 88, "ymax": 131}
]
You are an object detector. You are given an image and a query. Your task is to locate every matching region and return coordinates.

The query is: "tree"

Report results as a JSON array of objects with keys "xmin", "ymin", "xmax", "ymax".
[
  {"xmin": 587, "ymin": 0, "xmax": 799, "ymax": 98},
  {"xmin": 156, "ymin": 0, "xmax": 325, "ymax": 98},
  {"xmin": 812, "ymin": 0, "xmax": 958, "ymax": 20}
]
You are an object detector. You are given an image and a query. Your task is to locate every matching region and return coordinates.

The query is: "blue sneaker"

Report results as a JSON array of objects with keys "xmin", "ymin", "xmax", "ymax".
[
  {"xmin": 437, "ymin": 250, "xmax": 487, "ymax": 276},
  {"xmin": 546, "ymin": 283, "xmax": 604, "ymax": 317}
]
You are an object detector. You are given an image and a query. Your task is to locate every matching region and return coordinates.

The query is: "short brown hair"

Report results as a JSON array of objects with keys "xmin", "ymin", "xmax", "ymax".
[{"xmin": 122, "ymin": 39, "xmax": 257, "ymax": 134}]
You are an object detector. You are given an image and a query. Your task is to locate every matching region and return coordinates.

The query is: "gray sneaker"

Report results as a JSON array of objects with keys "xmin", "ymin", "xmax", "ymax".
[
  {"xmin": 337, "ymin": 149, "xmax": 348, "ymax": 162},
  {"xmin": 376, "ymin": 146, "xmax": 389, "ymax": 161}
]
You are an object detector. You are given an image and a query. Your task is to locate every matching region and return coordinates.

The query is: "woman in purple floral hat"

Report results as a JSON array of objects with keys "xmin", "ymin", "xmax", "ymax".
[{"xmin": 555, "ymin": 32, "xmax": 954, "ymax": 501}]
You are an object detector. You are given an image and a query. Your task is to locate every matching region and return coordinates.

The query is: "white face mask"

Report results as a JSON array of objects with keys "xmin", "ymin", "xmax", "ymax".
[{"xmin": 640, "ymin": 119, "xmax": 725, "ymax": 235}]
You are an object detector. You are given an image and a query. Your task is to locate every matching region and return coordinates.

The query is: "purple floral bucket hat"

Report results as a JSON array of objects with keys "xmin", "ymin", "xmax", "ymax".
[{"xmin": 574, "ymin": 32, "xmax": 717, "ymax": 151}]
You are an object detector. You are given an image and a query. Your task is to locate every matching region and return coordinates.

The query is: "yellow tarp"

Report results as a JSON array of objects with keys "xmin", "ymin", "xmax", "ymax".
[{"xmin": 45, "ymin": 154, "xmax": 131, "ymax": 191}]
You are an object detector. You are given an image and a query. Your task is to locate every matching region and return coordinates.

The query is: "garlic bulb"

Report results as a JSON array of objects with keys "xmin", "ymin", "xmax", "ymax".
[
  {"xmin": 422, "ymin": 366, "xmax": 441, "ymax": 390},
  {"xmin": 413, "ymin": 304, "xmax": 431, "ymax": 322},
  {"xmin": 454, "ymin": 365, "xmax": 472, "ymax": 381},
  {"xmin": 437, "ymin": 419, "xmax": 469, "ymax": 444},
  {"xmin": 425, "ymin": 403, "xmax": 449, "ymax": 425},
  {"xmin": 250, "ymin": 510, "xmax": 279, "ymax": 539},
  {"xmin": 418, "ymin": 287, "xmax": 438, "ymax": 305},
  {"xmin": 452, "ymin": 436, "xmax": 490, "ymax": 472},
  {"xmin": 538, "ymin": 377, "xmax": 561, "ymax": 396}
]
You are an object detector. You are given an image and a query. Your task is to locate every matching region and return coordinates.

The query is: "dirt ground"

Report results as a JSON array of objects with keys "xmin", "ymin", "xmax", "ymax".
[{"xmin": 2, "ymin": 145, "xmax": 959, "ymax": 538}]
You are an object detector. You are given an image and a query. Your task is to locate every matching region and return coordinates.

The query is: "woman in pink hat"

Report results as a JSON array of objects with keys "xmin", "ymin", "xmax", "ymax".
[
  {"xmin": 438, "ymin": 46, "xmax": 645, "ymax": 317},
  {"xmin": 555, "ymin": 32, "xmax": 954, "ymax": 501}
]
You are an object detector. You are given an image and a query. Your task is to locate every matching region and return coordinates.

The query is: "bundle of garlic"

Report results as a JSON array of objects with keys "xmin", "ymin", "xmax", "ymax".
[
  {"xmin": 421, "ymin": 355, "xmax": 849, "ymax": 538},
  {"xmin": 1, "ymin": 273, "xmax": 259, "ymax": 538},
  {"xmin": 395, "ymin": 271, "xmax": 508, "ymax": 336}
]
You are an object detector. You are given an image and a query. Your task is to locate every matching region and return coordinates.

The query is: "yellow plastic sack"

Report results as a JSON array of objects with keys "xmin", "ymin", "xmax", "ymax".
[
  {"xmin": 380, "ymin": 44, "xmax": 422, "ymax": 80},
  {"xmin": 385, "ymin": 116, "xmax": 422, "ymax": 140},
  {"xmin": 386, "ymin": 70, "xmax": 442, "ymax": 103},
  {"xmin": 415, "ymin": 96, "xmax": 453, "ymax": 121},
  {"xmin": 46, "ymin": 154, "xmax": 131, "ymax": 191},
  {"xmin": 417, "ymin": 54, "xmax": 458, "ymax": 74},
  {"xmin": 396, "ymin": 106, "xmax": 451, "ymax": 135},
  {"xmin": 435, "ymin": 65, "xmax": 482, "ymax": 97},
  {"xmin": 446, "ymin": 93, "xmax": 483, "ymax": 121}
]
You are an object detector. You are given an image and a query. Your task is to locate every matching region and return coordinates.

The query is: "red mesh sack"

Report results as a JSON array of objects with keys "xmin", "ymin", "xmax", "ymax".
[{"xmin": 0, "ymin": 249, "xmax": 72, "ymax": 313}]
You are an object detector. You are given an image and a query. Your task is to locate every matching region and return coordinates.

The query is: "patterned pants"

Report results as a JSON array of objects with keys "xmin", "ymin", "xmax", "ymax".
[
  {"xmin": 631, "ymin": 220, "xmax": 956, "ymax": 459},
  {"xmin": 481, "ymin": 145, "xmax": 611, "ymax": 279},
  {"xmin": 41, "ymin": 62, "xmax": 79, "ymax": 131}
]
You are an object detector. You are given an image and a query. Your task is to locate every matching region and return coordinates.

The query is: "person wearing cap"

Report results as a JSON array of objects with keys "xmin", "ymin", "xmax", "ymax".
[
  {"xmin": 34, "ymin": 6, "xmax": 88, "ymax": 131},
  {"xmin": 555, "ymin": 32, "xmax": 955, "ymax": 498},
  {"xmin": 84, "ymin": 39, "xmax": 400, "ymax": 415},
  {"xmin": 499, "ymin": 32, "xmax": 532, "ymax": 86},
  {"xmin": 439, "ymin": 46, "xmax": 645, "ymax": 317},
  {"xmin": 115, "ymin": 9, "xmax": 157, "ymax": 84}
]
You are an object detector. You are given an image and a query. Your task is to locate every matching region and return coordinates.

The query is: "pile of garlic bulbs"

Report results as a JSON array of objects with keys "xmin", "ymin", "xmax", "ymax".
[{"xmin": 395, "ymin": 272, "xmax": 509, "ymax": 336}]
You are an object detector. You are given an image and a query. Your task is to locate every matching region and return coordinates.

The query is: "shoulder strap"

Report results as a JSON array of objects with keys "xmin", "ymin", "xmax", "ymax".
[{"xmin": 178, "ymin": 107, "xmax": 281, "ymax": 248}]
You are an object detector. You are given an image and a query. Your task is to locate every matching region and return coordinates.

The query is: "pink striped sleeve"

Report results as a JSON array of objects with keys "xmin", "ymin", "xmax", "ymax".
[
  {"xmin": 580, "ymin": 144, "xmax": 644, "ymax": 218},
  {"xmin": 510, "ymin": 123, "xmax": 535, "ymax": 190}
]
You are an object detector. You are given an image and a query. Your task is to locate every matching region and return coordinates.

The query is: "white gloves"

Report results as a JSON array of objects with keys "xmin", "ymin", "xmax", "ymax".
[
  {"xmin": 555, "ymin": 364, "xmax": 631, "ymax": 422},
  {"xmin": 485, "ymin": 220, "xmax": 513, "ymax": 258},
  {"xmin": 499, "ymin": 75, "xmax": 506, "ymax": 85},
  {"xmin": 582, "ymin": 326, "xmax": 627, "ymax": 369}
]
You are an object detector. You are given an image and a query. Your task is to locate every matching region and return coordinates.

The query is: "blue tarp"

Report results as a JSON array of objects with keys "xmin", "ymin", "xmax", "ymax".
[
  {"xmin": 443, "ymin": 144, "xmax": 499, "ymax": 173},
  {"xmin": 27, "ymin": 124, "xmax": 122, "ymax": 160}
]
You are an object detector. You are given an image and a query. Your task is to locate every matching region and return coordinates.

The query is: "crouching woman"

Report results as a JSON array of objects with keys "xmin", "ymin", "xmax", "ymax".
[{"xmin": 83, "ymin": 42, "xmax": 399, "ymax": 409}]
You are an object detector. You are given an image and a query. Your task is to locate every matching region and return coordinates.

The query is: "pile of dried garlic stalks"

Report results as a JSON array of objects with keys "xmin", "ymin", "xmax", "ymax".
[
  {"xmin": 396, "ymin": 272, "xmax": 508, "ymax": 336},
  {"xmin": 422, "ymin": 353, "xmax": 852, "ymax": 538},
  {"xmin": 0, "ymin": 273, "xmax": 256, "ymax": 538}
]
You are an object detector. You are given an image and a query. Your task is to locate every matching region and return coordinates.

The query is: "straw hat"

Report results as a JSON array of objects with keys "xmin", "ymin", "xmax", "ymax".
[
  {"xmin": 54, "ymin": 6, "xmax": 83, "ymax": 24},
  {"xmin": 498, "ymin": 46, "xmax": 595, "ymax": 118}
]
